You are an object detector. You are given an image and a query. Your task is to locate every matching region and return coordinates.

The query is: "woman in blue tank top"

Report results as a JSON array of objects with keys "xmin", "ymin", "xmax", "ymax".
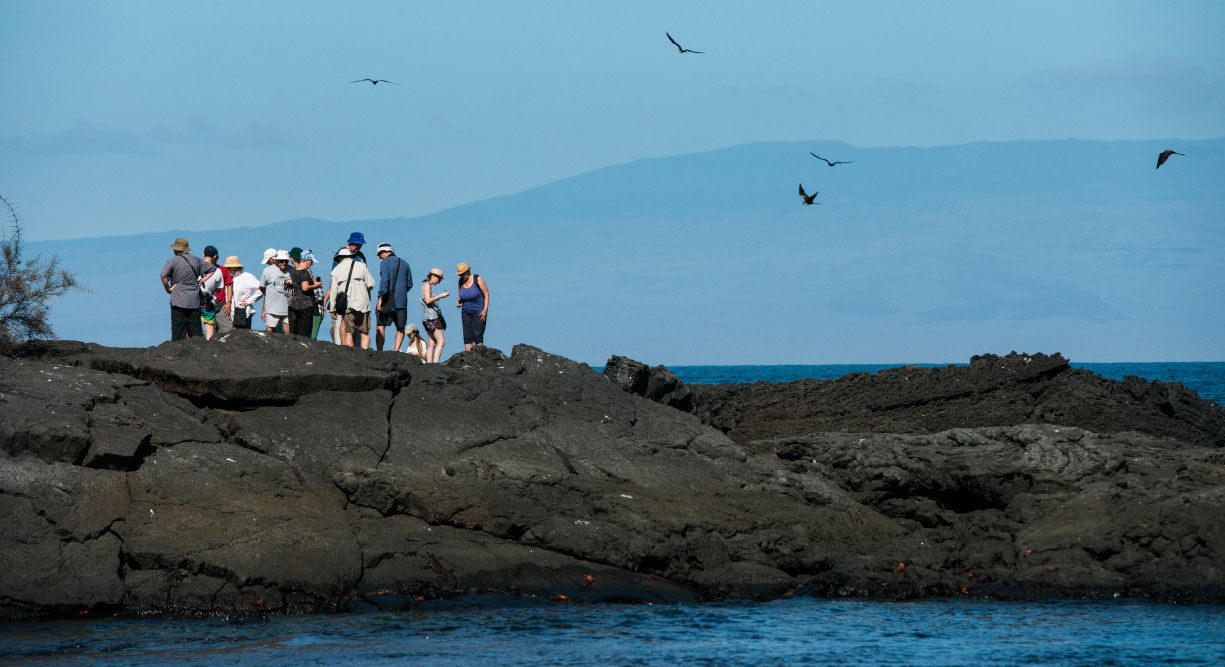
[{"xmin": 455, "ymin": 261, "xmax": 490, "ymax": 350}]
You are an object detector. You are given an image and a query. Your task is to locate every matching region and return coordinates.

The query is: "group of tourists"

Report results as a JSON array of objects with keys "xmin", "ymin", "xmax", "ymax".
[{"xmin": 160, "ymin": 233, "xmax": 490, "ymax": 361}]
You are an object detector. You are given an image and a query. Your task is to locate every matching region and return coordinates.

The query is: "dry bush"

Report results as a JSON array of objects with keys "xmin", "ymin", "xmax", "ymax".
[{"xmin": 0, "ymin": 195, "xmax": 80, "ymax": 347}]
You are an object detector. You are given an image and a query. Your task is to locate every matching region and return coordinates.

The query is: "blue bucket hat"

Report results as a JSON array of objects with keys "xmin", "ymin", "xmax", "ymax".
[{"xmin": 347, "ymin": 232, "xmax": 366, "ymax": 245}]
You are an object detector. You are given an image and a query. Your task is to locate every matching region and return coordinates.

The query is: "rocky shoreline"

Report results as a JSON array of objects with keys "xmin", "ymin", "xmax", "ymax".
[{"xmin": 2, "ymin": 335, "xmax": 1223, "ymax": 619}]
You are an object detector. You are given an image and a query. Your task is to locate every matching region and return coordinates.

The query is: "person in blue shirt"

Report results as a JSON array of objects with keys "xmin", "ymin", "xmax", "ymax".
[{"xmin": 375, "ymin": 243, "xmax": 413, "ymax": 352}]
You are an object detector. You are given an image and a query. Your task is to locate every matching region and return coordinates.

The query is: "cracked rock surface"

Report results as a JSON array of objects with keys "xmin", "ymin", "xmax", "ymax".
[{"xmin": 2, "ymin": 337, "xmax": 1224, "ymax": 618}]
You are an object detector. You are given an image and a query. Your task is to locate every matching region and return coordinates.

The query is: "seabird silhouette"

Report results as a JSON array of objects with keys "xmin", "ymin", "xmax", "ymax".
[
  {"xmin": 798, "ymin": 184, "xmax": 820, "ymax": 205},
  {"xmin": 810, "ymin": 152, "xmax": 854, "ymax": 167},
  {"xmin": 350, "ymin": 78, "xmax": 397, "ymax": 85},
  {"xmin": 666, "ymin": 32, "xmax": 704, "ymax": 54},
  {"xmin": 1156, "ymin": 149, "xmax": 1183, "ymax": 169}
]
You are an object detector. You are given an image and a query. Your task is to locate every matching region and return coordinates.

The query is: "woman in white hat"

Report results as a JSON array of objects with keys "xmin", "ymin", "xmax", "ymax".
[
  {"xmin": 227, "ymin": 256, "xmax": 261, "ymax": 329},
  {"xmin": 420, "ymin": 267, "xmax": 450, "ymax": 362}
]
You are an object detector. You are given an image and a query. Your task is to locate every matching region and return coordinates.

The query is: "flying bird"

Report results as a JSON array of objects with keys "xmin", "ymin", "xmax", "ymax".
[
  {"xmin": 350, "ymin": 78, "xmax": 397, "ymax": 85},
  {"xmin": 798, "ymin": 184, "xmax": 820, "ymax": 205},
  {"xmin": 810, "ymin": 153, "xmax": 854, "ymax": 167},
  {"xmin": 666, "ymin": 32, "xmax": 704, "ymax": 54},
  {"xmin": 1156, "ymin": 149, "xmax": 1183, "ymax": 169}
]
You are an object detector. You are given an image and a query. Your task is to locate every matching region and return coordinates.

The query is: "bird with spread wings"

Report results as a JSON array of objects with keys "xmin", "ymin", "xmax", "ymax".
[
  {"xmin": 810, "ymin": 153, "xmax": 854, "ymax": 167},
  {"xmin": 666, "ymin": 32, "xmax": 704, "ymax": 54}
]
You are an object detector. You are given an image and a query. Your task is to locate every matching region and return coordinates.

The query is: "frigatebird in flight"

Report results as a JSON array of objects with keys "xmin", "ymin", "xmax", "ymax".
[
  {"xmin": 1156, "ymin": 149, "xmax": 1183, "ymax": 169},
  {"xmin": 798, "ymin": 184, "xmax": 820, "ymax": 206},
  {"xmin": 810, "ymin": 153, "xmax": 854, "ymax": 167},
  {"xmin": 350, "ymin": 79, "xmax": 397, "ymax": 85},
  {"xmin": 667, "ymin": 32, "xmax": 704, "ymax": 54}
]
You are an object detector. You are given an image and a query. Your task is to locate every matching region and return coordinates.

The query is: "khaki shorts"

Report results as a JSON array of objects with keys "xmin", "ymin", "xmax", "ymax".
[{"xmin": 343, "ymin": 311, "xmax": 371, "ymax": 334}]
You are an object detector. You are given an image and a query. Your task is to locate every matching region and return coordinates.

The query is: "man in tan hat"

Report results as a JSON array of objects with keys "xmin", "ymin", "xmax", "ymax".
[{"xmin": 160, "ymin": 237, "xmax": 215, "ymax": 341}]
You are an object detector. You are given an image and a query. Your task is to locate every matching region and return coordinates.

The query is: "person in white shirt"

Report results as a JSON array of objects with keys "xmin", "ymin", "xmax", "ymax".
[
  {"xmin": 227, "ymin": 256, "xmax": 262, "ymax": 329},
  {"xmin": 403, "ymin": 323, "xmax": 428, "ymax": 358},
  {"xmin": 328, "ymin": 248, "xmax": 376, "ymax": 349}
]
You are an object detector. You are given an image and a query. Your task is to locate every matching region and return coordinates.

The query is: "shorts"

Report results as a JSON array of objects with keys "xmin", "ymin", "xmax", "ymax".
[
  {"xmin": 461, "ymin": 311, "xmax": 486, "ymax": 345},
  {"xmin": 344, "ymin": 310, "xmax": 371, "ymax": 334},
  {"xmin": 377, "ymin": 308, "xmax": 408, "ymax": 330},
  {"xmin": 423, "ymin": 315, "xmax": 446, "ymax": 333},
  {"xmin": 200, "ymin": 307, "xmax": 217, "ymax": 325},
  {"xmin": 265, "ymin": 313, "xmax": 289, "ymax": 330}
]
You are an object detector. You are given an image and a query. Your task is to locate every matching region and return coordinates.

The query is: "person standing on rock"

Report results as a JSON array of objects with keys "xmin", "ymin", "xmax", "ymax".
[
  {"xmin": 421, "ymin": 267, "xmax": 449, "ymax": 362},
  {"xmin": 160, "ymin": 237, "xmax": 215, "ymax": 341},
  {"xmin": 200, "ymin": 245, "xmax": 233, "ymax": 339},
  {"xmin": 455, "ymin": 262, "xmax": 489, "ymax": 351},
  {"xmin": 375, "ymin": 243, "xmax": 413, "ymax": 352},
  {"xmin": 288, "ymin": 248, "xmax": 322, "ymax": 338},
  {"xmin": 259, "ymin": 249, "xmax": 293, "ymax": 334},
  {"xmin": 329, "ymin": 247, "xmax": 376, "ymax": 349},
  {"xmin": 228, "ymin": 256, "xmax": 260, "ymax": 329}
]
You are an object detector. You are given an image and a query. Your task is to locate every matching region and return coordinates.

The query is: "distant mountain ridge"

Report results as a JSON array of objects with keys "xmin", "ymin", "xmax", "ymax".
[{"xmin": 28, "ymin": 138, "xmax": 1225, "ymax": 364}]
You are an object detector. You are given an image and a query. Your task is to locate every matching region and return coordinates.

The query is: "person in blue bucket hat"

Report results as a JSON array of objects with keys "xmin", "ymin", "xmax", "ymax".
[{"xmin": 334, "ymin": 232, "xmax": 367, "ymax": 269}]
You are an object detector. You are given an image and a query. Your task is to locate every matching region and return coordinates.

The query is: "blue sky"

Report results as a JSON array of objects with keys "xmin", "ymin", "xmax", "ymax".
[{"xmin": 3, "ymin": 1, "xmax": 1223, "ymax": 241}]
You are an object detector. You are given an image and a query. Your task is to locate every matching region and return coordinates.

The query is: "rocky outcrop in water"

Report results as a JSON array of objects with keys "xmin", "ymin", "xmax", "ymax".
[{"xmin": 2, "ymin": 338, "xmax": 1223, "ymax": 619}]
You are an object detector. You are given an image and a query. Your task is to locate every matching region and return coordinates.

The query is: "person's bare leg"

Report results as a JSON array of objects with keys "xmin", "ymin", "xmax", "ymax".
[
  {"xmin": 203, "ymin": 322, "xmax": 215, "ymax": 340},
  {"xmin": 360, "ymin": 332, "xmax": 371, "ymax": 350},
  {"xmin": 393, "ymin": 329, "xmax": 405, "ymax": 352},
  {"xmin": 432, "ymin": 330, "xmax": 446, "ymax": 362},
  {"xmin": 376, "ymin": 325, "xmax": 386, "ymax": 351}
]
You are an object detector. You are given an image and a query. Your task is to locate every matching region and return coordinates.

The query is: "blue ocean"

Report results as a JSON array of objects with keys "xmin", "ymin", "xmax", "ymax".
[{"xmin": 4, "ymin": 362, "xmax": 1224, "ymax": 665}]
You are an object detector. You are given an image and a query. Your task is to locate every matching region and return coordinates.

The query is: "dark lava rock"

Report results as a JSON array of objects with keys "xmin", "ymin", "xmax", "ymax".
[
  {"xmin": 2, "ymin": 337, "xmax": 1224, "ymax": 619},
  {"xmin": 603, "ymin": 355, "xmax": 694, "ymax": 412},
  {"xmin": 690, "ymin": 352, "xmax": 1225, "ymax": 448}
]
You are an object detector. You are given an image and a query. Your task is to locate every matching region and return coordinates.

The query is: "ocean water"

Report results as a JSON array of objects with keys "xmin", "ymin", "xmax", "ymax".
[
  {"xmin": 4, "ymin": 598, "xmax": 1225, "ymax": 666},
  {"xmin": 4, "ymin": 362, "xmax": 1224, "ymax": 665}
]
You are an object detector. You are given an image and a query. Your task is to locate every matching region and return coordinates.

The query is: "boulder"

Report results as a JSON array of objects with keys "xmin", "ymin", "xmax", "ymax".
[{"xmin": 603, "ymin": 355, "xmax": 694, "ymax": 412}]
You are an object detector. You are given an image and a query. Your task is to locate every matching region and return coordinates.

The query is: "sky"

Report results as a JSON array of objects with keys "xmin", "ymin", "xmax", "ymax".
[{"xmin": 3, "ymin": 1, "xmax": 1224, "ymax": 241}]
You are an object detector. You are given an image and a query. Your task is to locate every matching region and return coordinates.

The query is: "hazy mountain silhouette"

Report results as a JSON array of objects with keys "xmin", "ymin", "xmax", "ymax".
[{"xmin": 30, "ymin": 138, "xmax": 1225, "ymax": 363}]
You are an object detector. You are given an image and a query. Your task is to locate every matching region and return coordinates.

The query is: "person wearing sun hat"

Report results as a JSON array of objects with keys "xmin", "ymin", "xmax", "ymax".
[
  {"xmin": 420, "ymin": 267, "xmax": 450, "ymax": 362},
  {"xmin": 287, "ymin": 247, "xmax": 323, "ymax": 338},
  {"xmin": 323, "ymin": 246, "xmax": 350, "ymax": 344},
  {"xmin": 259, "ymin": 249, "xmax": 293, "ymax": 333},
  {"xmin": 328, "ymin": 246, "xmax": 377, "ymax": 349},
  {"xmin": 160, "ymin": 237, "xmax": 215, "ymax": 341},
  {"xmin": 374, "ymin": 242, "xmax": 413, "ymax": 352},
  {"xmin": 454, "ymin": 261, "xmax": 490, "ymax": 351},
  {"xmin": 227, "ymin": 255, "xmax": 261, "ymax": 329}
]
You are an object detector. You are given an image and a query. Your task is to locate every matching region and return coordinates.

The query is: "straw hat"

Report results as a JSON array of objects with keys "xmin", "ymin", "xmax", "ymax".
[
  {"xmin": 427, "ymin": 267, "xmax": 444, "ymax": 280},
  {"xmin": 223, "ymin": 256, "xmax": 243, "ymax": 269},
  {"xmin": 273, "ymin": 249, "xmax": 291, "ymax": 261},
  {"xmin": 170, "ymin": 238, "xmax": 190, "ymax": 252},
  {"xmin": 456, "ymin": 262, "xmax": 471, "ymax": 275}
]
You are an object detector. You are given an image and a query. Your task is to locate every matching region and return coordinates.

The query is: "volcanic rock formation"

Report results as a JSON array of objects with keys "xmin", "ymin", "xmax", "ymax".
[{"xmin": 1, "ymin": 337, "xmax": 1223, "ymax": 619}]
